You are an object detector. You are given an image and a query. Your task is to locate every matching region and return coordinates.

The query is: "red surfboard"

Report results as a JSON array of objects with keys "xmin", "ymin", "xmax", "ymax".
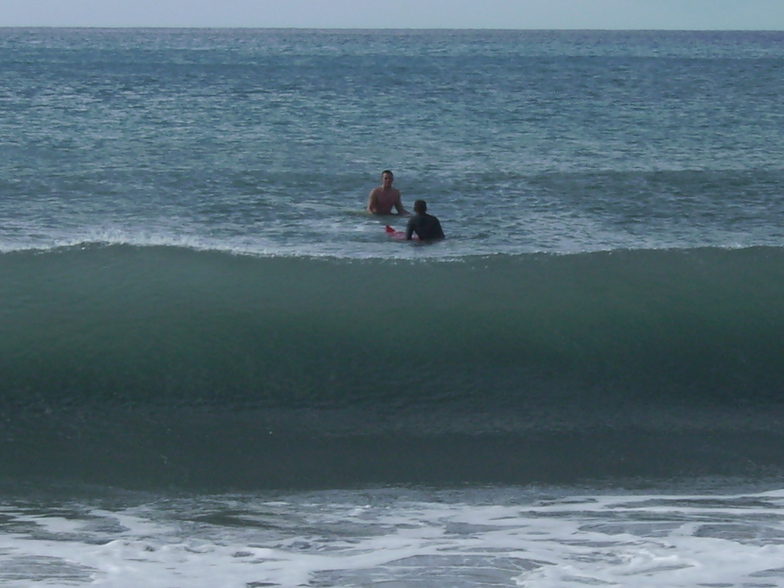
[{"xmin": 385, "ymin": 225, "xmax": 418, "ymax": 241}]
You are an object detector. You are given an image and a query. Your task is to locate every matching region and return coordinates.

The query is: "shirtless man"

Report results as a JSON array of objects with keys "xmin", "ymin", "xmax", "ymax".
[{"xmin": 367, "ymin": 170, "xmax": 409, "ymax": 215}]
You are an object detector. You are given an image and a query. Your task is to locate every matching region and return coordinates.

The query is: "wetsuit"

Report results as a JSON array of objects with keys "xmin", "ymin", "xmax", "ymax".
[{"xmin": 406, "ymin": 213, "xmax": 445, "ymax": 241}]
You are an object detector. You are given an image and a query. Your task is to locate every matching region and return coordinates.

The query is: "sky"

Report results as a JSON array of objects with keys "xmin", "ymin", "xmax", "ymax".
[{"xmin": 1, "ymin": 0, "xmax": 783, "ymax": 30}]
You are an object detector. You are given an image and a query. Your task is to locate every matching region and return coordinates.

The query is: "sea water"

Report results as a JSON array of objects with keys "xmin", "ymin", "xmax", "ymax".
[{"xmin": 2, "ymin": 28, "xmax": 784, "ymax": 587}]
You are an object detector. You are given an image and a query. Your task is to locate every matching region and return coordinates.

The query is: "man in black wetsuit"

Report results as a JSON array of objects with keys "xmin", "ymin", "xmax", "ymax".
[{"xmin": 406, "ymin": 199, "xmax": 445, "ymax": 241}]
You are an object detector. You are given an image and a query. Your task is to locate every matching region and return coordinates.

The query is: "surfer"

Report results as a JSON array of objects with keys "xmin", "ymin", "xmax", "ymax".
[
  {"xmin": 367, "ymin": 170, "xmax": 409, "ymax": 215},
  {"xmin": 406, "ymin": 200, "xmax": 445, "ymax": 241}
]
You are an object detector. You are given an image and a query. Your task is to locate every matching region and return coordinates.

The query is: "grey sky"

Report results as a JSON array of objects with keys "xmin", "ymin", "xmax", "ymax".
[{"xmin": 2, "ymin": 0, "xmax": 783, "ymax": 29}]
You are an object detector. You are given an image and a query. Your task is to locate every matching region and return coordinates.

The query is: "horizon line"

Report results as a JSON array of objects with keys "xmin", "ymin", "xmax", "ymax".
[{"xmin": 1, "ymin": 25, "xmax": 782, "ymax": 32}]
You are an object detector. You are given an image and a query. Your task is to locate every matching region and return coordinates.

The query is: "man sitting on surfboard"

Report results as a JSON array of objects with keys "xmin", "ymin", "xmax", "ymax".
[
  {"xmin": 367, "ymin": 170, "xmax": 409, "ymax": 215},
  {"xmin": 406, "ymin": 199, "xmax": 445, "ymax": 241}
]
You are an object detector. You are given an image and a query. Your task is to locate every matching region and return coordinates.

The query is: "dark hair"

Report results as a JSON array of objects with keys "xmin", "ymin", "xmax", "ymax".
[
  {"xmin": 413, "ymin": 199, "xmax": 427, "ymax": 213},
  {"xmin": 381, "ymin": 170, "xmax": 394, "ymax": 178}
]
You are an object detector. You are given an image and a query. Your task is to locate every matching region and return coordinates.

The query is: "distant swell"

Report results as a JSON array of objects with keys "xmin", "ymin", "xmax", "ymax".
[{"xmin": 3, "ymin": 244, "xmax": 784, "ymax": 488}]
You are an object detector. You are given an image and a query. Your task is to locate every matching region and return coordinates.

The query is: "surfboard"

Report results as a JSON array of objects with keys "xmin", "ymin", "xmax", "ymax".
[
  {"xmin": 385, "ymin": 225, "xmax": 403, "ymax": 239},
  {"xmin": 385, "ymin": 225, "xmax": 418, "ymax": 241}
]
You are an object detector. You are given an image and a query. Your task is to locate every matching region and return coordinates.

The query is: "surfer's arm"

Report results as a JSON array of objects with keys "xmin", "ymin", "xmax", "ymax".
[
  {"xmin": 405, "ymin": 218, "xmax": 415, "ymax": 240},
  {"xmin": 367, "ymin": 189, "xmax": 379, "ymax": 213},
  {"xmin": 434, "ymin": 219, "xmax": 445, "ymax": 239},
  {"xmin": 393, "ymin": 193, "xmax": 409, "ymax": 215}
]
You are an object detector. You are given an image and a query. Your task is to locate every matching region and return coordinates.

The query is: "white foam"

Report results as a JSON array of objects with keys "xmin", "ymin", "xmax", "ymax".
[{"xmin": 1, "ymin": 487, "xmax": 784, "ymax": 587}]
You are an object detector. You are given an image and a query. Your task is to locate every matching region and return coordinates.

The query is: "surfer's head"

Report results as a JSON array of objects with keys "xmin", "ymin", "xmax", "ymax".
[
  {"xmin": 380, "ymin": 170, "xmax": 394, "ymax": 187},
  {"xmin": 413, "ymin": 199, "xmax": 427, "ymax": 213}
]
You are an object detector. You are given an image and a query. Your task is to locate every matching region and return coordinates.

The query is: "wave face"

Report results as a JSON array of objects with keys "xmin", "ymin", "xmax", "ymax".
[{"xmin": 3, "ymin": 245, "xmax": 784, "ymax": 489}]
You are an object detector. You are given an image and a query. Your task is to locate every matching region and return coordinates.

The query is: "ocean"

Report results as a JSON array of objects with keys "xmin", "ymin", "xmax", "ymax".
[{"xmin": 2, "ymin": 27, "xmax": 784, "ymax": 587}]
